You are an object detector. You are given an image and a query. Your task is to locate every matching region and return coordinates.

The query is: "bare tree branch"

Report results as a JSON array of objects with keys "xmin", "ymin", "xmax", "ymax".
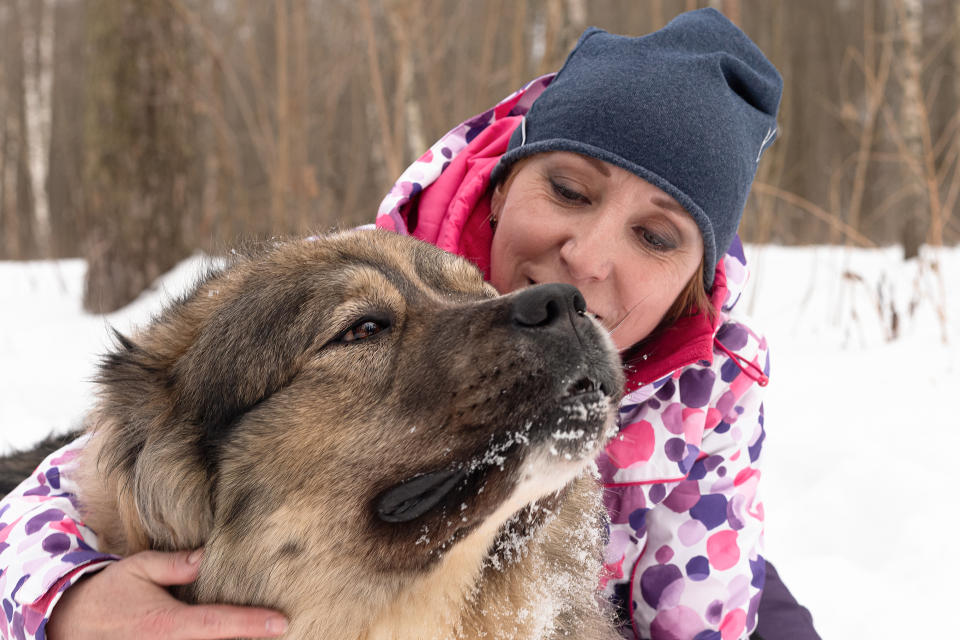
[{"xmin": 752, "ymin": 182, "xmax": 877, "ymax": 247}]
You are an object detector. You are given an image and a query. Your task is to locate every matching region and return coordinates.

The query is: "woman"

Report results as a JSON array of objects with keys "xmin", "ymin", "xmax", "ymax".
[
  {"xmin": 374, "ymin": 11, "xmax": 793, "ymax": 639},
  {"xmin": 0, "ymin": 8, "xmax": 817, "ymax": 640}
]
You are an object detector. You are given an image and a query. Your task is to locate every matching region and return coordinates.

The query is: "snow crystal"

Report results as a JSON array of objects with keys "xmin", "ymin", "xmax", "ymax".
[{"xmin": 550, "ymin": 428, "xmax": 586, "ymax": 440}]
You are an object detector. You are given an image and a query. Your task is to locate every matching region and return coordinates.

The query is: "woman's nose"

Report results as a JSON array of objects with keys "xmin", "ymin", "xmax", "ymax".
[{"xmin": 559, "ymin": 222, "xmax": 615, "ymax": 282}]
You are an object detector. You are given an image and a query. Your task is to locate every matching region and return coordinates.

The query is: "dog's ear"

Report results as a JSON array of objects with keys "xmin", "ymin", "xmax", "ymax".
[
  {"xmin": 92, "ymin": 267, "xmax": 321, "ymax": 552},
  {"xmin": 93, "ymin": 329, "xmax": 215, "ymax": 551}
]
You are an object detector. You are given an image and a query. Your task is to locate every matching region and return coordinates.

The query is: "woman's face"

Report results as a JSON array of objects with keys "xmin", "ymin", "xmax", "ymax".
[{"xmin": 489, "ymin": 151, "xmax": 704, "ymax": 352}]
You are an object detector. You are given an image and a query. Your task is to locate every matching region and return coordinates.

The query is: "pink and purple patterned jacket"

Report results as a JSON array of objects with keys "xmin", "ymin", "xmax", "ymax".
[{"xmin": 0, "ymin": 77, "xmax": 769, "ymax": 640}]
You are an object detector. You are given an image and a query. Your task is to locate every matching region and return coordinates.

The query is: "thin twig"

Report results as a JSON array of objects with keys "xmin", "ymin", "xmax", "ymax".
[{"xmin": 752, "ymin": 183, "xmax": 877, "ymax": 248}]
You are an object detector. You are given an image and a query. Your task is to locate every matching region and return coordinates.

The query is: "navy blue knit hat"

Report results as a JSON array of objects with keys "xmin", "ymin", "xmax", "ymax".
[{"xmin": 490, "ymin": 8, "xmax": 782, "ymax": 289}]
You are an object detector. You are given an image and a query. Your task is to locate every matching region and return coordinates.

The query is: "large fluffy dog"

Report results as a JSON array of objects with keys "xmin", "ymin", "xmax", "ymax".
[{"xmin": 3, "ymin": 229, "xmax": 624, "ymax": 639}]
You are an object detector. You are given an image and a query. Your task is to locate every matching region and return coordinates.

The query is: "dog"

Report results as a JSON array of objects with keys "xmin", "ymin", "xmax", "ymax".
[{"xmin": 2, "ymin": 229, "xmax": 624, "ymax": 639}]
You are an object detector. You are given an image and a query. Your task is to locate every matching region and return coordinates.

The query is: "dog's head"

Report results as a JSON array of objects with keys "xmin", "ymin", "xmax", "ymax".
[{"xmin": 88, "ymin": 229, "xmax": 622, "ymax": 576}]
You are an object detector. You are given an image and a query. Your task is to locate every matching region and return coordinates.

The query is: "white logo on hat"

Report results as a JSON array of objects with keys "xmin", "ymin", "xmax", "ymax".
[{"xmin": 757, "ymin": 126, "xmax": 777, "ymax": 162}]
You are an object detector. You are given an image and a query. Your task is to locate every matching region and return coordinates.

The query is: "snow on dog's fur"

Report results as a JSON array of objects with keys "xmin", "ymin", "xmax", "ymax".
[{"xmin": 69, "ymin": 229, "xmax": 623, "ymax": 639}]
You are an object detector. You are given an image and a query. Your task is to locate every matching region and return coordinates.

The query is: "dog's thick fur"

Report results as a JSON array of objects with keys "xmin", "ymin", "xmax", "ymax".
[{"xmin": 6, "ymin": 229, "xmax": 625, "ymax": 639}]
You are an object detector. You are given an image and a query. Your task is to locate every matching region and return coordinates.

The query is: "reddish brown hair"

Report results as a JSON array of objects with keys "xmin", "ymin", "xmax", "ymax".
[{"xmin": 659, "ymin": 258, "xmax": 716, "ymax": 330}]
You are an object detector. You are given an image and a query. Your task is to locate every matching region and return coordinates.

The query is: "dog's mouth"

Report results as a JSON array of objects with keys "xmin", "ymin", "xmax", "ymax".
[
  {"xmin": 375, "ymin": 375, "xmax": 615, "ymax": 525},
  {"xmin": 564, "ymin": 375, "xmax": 610, "ymax": 400},
  {"xmin": 375, "ymin": 468, "xmax": 469, "ymax": 523}
]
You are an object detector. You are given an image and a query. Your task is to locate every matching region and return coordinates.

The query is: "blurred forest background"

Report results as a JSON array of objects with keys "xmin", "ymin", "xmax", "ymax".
[{"xmin": 0, "ymin": 0, "xmax": 958, "ymax": 312}]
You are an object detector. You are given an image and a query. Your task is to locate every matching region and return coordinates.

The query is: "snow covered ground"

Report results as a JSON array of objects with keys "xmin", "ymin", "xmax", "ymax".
[{"xmin": 1, "ymin": 244, "xmax": 957, "ymax": 638}]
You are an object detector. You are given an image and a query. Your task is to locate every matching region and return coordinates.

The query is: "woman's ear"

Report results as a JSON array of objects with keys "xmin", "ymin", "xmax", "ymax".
[{"xmin": 490, "ymin": 180, "xmax": 506, "ymax": 227}]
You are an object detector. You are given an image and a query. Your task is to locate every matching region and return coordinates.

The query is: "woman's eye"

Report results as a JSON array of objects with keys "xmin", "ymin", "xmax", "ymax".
[
  {"xmin": 340, "ymin": 319, "xmax": 388, "ymax": 343},
  {"xmin": 637, "ymin": 228, "xmax": 675, "ymax": 252},
  {"xmin": 550, "ymin": 179, "xmax": 588, "ymax": 204}
]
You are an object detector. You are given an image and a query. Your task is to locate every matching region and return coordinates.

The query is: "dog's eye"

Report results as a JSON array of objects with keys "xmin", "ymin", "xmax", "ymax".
[{"xmin": 340, "ymin": 318, "xmax": 388, "ymax": 343}]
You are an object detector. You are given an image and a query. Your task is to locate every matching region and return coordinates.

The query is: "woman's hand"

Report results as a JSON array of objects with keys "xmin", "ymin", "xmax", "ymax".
[{"xmin": 46, "ymin": 549, "xmax": 289, "ymax": 640}]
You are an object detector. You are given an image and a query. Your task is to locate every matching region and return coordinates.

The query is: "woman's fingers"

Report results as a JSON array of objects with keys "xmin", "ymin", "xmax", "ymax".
[
  {"xmin": 129, "ymin": 550, "xmax": 289, "ymax": 638},
  {"xmin": 174, "ymin": 603, "xmax": 289, "ymax": 639},
  {"xmin": 128, "ymin": 548, "xmax": 204, "ymax": 586},
  {"xmin": 46, "ymin": 549, "xmax": 288, "ymax": 640}
]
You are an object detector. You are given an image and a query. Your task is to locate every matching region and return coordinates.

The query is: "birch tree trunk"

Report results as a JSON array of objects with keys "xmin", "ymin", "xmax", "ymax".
[
  {"xmin": 21, "ymin": 0, "xmax": 52, "ymax": 257},
  {"xmin": 898, "ymin": 0, "xmax": 927, "ymax": 257}
]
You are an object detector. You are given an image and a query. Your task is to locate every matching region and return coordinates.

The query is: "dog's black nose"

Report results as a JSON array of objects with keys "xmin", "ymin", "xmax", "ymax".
[{"xmin": 510, "ymin": 283, "xmax": 586, "ymax": 328}]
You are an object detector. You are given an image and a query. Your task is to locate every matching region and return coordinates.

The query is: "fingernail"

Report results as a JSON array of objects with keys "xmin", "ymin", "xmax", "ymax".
[
  {"xmin": 187, "ymin": 549, "xmax": 204, "ymax": 565},
  {"xmin": 266, "ymin": 616, "xmax": 289, "ymax": 634}
]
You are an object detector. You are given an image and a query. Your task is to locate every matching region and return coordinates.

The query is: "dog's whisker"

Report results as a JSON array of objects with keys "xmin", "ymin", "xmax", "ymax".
[{"xmin": 605, "ymin": 295, "xmax": 649, "ymax": 338}]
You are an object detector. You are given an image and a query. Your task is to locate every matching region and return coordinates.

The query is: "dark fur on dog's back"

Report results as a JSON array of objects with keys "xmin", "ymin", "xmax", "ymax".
[
  {"xmin": 8, "ymin": 230, "xmax": 625, "ymax": 639},
  {"xmin": 0, "ymin": 431, "xmax": 81, "ymax": 495}
]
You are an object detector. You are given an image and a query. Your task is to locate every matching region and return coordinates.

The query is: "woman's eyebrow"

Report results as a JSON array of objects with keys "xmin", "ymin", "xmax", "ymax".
[
  {"xmin": 577, "ymin": 155, "xmax": 612, "ymax": 177},
  {"xmin": 650, "ymin": 195, "xmax": 688, "ymax": 217}
]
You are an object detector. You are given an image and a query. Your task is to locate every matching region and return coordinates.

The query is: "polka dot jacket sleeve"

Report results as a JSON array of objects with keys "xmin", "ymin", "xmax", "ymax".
[
  {"xmin": 598, "ymin": 318, "xmax": 769, "ymax": 640},
  {"xmin": 0, "ymin": 436, "xmax": 119, "ymax": 639}
]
